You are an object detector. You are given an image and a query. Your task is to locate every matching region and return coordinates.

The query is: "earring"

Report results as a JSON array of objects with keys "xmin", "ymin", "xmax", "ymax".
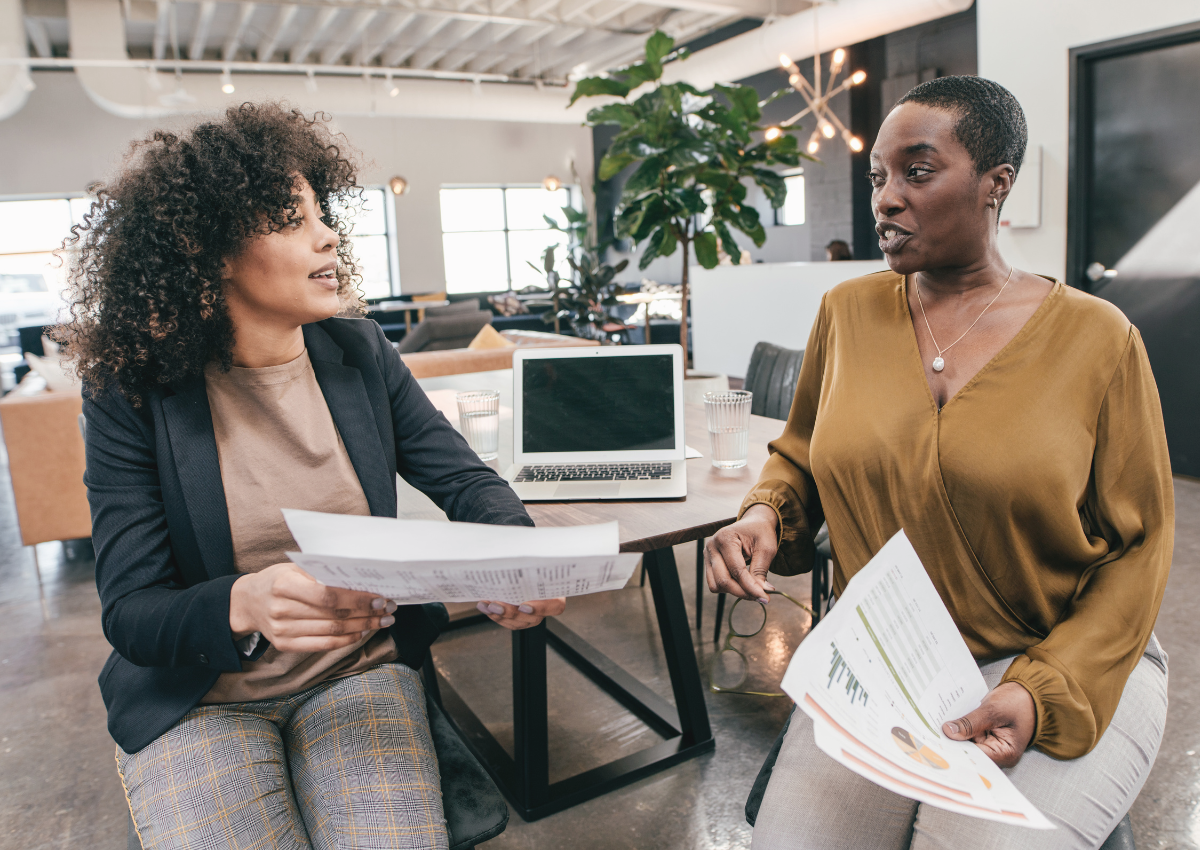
[{"xmin": 989, "ymin": 199, "xmax": 998, "ymax": 208}]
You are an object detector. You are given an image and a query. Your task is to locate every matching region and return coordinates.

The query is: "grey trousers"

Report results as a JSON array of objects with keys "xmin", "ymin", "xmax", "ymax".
[
  {"xmin": 117, "ymin": 663, "xmax": 449, "ymax": 850},
  {"xmin": 752, "ymin": 640, "xmax": 1168, "ymax": 850}
]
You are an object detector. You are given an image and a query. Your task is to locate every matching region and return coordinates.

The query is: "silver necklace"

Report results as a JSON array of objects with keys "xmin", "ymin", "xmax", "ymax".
[{"xmin": 914, "ymin": 267, "xmax": 1014, "ymax": 373}]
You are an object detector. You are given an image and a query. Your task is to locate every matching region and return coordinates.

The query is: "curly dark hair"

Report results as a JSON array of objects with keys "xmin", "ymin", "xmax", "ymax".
[
  {"xmin": 896, "ymin": 75, "xmax": 1028, "ymax": 178},
  {"xmin": 55, "ymin": 102, "xmax": 365, "ymax": 407}
]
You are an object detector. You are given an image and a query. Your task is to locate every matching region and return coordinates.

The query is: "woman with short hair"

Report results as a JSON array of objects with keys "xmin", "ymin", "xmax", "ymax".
[
  {"xmin": 60, "ymin": 103, "xmax": 562, "ymax": 850},
  {"xmin": 707, "ymin": 77, "xmax": 1172, "ymax": 849}
]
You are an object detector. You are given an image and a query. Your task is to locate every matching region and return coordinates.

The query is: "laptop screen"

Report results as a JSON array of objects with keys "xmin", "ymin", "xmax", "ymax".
[{"xmin": 521, "ymin": 354, "xmax": 675, "ymax": 453}]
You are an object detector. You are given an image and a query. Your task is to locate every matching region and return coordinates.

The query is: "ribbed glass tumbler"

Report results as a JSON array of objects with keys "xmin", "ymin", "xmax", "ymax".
[
  {"xmin": 456, "ymin": 390, "xmax": 500, "ymax": 461},
  {"xmin": 704, "ymin": 389, "xmax": 752, "ymax": 469}
]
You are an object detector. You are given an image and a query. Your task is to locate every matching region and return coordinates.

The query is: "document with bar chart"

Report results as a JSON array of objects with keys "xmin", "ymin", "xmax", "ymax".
[
  {"xmin": 282, "ymin": 509, "xmax": 642, "ymax": 604},
  {"xmin": 780, "ymin": 530, "xmax": 1054, "ymax": 829}
]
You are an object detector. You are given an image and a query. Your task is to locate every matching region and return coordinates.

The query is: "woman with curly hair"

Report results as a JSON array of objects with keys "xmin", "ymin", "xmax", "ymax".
[{"xmin": 60, "ymin": 103, "xmax": 562, "ymax": 850}]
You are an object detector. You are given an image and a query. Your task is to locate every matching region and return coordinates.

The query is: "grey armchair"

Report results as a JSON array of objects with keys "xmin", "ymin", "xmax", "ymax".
[{"xmin": 395, "ymin": 310, "xmax": 494, "ymax": 354}]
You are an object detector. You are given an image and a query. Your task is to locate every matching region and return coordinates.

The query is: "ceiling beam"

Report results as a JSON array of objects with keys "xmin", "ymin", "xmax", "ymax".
[
  {"xmin": 257, "ymin": 5, "xmax": 298, "ymax": 62},
  {"xmin": 24, "ymin": 17, "xmax": 52, "ymax": 58},
  {"xmin": 188, "ymin": 1, "xmax": 215, "ymax": 59},
  {"xmin": 223, "ymin": 3, "xmax": 257, "ymax": 61},
  {"xmin": 352, "ymin": 10, "xmax": 417, "ymax": 65},
  {"xmin": 382, "ymin": 15, "xmax": 455, "ymax": 67},
  {"xmin": 319, "ymin": 8, "xmax": 378, "ymax": 65},
  {"xmin": 289, "ymin": 7, "xmax": 340, "ymax": 63},
  {"xmin": 408, "ymin": 17, "xmax": 488, "ymax": 69}
]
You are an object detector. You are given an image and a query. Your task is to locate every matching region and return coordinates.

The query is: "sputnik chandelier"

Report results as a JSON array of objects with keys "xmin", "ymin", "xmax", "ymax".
[{"xmin": 777, "ymin": 47, "xmax": 867, "ymax": 155}]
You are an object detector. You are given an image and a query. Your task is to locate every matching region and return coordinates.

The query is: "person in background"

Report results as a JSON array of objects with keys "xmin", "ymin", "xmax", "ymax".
[
  {"xmin": 708, "ymin": 76, "xmax": 1171, "ymax": 849},
  {"xmin": 57, "ymin": 103, "xmax": 562, "ymax": 850},
  {"xmin": 825, "ymin": 239, "xmax": 853, "ymax": 261}
]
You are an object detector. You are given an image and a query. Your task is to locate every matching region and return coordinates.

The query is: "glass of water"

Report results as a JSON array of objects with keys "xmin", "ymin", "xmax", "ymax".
[
  {"xmin": 456, "ymin": 390, "xmax": 500, "ymax": 461},
  {"xmin": 704, "ymin": 390, "xmax": 752, "ymax": 469}
]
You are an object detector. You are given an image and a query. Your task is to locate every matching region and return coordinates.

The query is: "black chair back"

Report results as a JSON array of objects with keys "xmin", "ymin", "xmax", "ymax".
[
  {"xmin": 743, "ymin": 342, "xmax": 804, "ymax": 421},
  {"xmin": 395, "ymin": 311, "xmax": 493, "ymax": 353}
]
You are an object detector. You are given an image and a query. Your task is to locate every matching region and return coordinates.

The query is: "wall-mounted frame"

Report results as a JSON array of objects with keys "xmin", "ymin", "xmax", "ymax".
[{"xmin": 1067, "ymin": 19, "xmax": 1200, "ymax": 291}]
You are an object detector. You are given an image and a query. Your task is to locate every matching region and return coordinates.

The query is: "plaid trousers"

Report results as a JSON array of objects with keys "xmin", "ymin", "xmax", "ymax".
[{"xmin": 116, "ymin": 663, "xmax": 449, "ymax": 850}]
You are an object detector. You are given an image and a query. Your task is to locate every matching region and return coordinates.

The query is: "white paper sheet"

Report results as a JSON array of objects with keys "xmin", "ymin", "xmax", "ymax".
[
  {"xmin": 282, "ymin": 510, "xmax": 641, "ymax": 604},
  {"xmin": 780, "ymin": 530, "xmax": 1054, "ymax": 829}
]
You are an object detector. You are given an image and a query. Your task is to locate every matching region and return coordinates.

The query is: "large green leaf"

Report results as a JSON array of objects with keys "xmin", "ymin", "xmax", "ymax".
[
  {"xmin": 631, "ymin": 196, "xmax": 670, "ymax": 241},
  {"xmin": 638, "ymin": 225, "xmax": 678, "ymax": 270},
  {"xmin": 587, "ymin": 103, "xmax": 639, "ymax": 128},
  {"xmin": 569, "ymin": 76, "xmax": 633, "ymax": 106},
  {"xmin": 598, "ymin": 152, "xmax": 637, "ymax": 181},
  {"xmin": 677, "ymin": 188, "xmax": 706, "ymax": 216},
  {"xmin": 644, "ymin": 30, "xmax": 675, "ymax": 68},
  {"xmin": 752, "ymin": 168, "xmax": 787, "ymax": 208},
  {"xmin": 715, "ymin": 83, "xmax": 761, "ymax": 124},
  {"xmin": 624, "ymin": 155, "xmax": 668, "ymax": 195},
  {"xmin": 714, "ymin": 221, "xmax": 741, "ymax": 263},
  {"xmin": 693, "ymin": 231, "xmax": 718, "ymax": 268}
]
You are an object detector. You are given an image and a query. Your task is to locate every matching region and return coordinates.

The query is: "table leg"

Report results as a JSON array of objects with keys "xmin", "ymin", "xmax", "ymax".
[
  {"xmin": 643, "ymin": 547, "xmax": 712, "ymax": 744},
  {"xmin": 513, "ymin": 623, "xmax": 550, "ymax": 810}
]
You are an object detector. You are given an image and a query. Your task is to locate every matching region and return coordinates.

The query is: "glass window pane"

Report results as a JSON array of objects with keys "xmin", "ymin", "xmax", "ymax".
[
  {"xmin": 505, "ymin": 187, "xmax": 572, "ymax": 230},
  {"xmin": 440, "ymin": 188, "xmax": 505, "ymax": 233},
  {"xmin": 780, "ymin": 175, "xmax": 806, "ymax": 226},
  {"xmin": 507, "ymin": 230, "xmax": 571, "ymax": 290},
  {"xmin": 0, "ymin": 199, "xmax": 74, "ymax": 254},
  {"xmin": 334, "ymin": 189, "xmax": 388, "ymax": 236},
  {"xmin": 350, "ymin": 235, "xmax": 392, "ymax": 300},
  {"xmin": 443, "ymin": 231, "xmax": 509, "ymax": 293},
  {"xmin": 69, "ymin": 197, "xmax": 94, "ymax": 229}
]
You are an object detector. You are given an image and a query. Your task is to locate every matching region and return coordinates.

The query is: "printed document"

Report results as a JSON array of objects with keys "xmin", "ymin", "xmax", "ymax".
[
  {"xmin": 780, "ymin": 530, "xmax": 1054, "ymax": 829},
  {"xmin": 283, "ymin": 509, "xmax": 641, "ymax": 604}
]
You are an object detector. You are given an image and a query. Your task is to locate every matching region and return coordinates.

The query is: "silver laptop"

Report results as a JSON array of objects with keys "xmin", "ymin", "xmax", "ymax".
[{"xmin": 503, "ymin": 344, "xmax": 687, "ymax": 501}]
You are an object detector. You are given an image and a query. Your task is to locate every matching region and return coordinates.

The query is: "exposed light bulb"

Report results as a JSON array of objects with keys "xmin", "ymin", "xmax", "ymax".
[
  {"xmin": 849, "ymin": 136, "xmax": 864, "ymax": 152},
  {"xmin": 821, "ymin": 122, "xmax": 835, "ymax": 139},
  {"xmin": 788, "ymin": 73, "xmax": 801, "ymax": 87},
  {"xmin": 543, "ymin": 175, "xmax": 562, "ymax": 192},
  {"xmin": 764, "ymin": 126, "xmax": 783, "ymax": 142},
  {"xmin": 779, "ymin": 53, "xmax": 792, "ymax": 69},
  {"xmin": 851, "ymin": 70, "xmax": 867, "ymax": 85},
  {"xmin": 220, "ymin": 69, "xmax": 235, "ymax": 94},
  {"xmin": 305, "ymin": 70, "xmax": 318, "ymax": 93},
  {"xmin": 832, "ymin": 48, "xmax": 846, "ymax": 66},
  {"xmin": 808, "ymin": 139, "xmax": 820, "ymax": 154},
  {"xmin": 389, "ymin": 176, "xmax": 409, "ymax": 196}
]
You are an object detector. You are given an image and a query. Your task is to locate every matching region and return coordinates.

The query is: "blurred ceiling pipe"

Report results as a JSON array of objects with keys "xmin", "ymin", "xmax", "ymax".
[
  {"xmin": 660, "ymin": 0, "xmax": 975, "ymax": 92},
  {"xmin": 62, "ymin": 0, "xmax": 592, "ymax": 122}
]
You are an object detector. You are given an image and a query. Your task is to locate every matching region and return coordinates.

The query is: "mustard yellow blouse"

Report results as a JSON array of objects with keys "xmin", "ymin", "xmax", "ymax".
[{"xmin": 741, "ymin": 271, "xmax": 1173, "ymax": 759}]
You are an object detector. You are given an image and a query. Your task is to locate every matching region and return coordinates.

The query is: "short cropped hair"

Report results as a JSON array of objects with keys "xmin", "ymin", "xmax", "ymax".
[{"xmin": 896, "ymin": 76, "xmax": 1028, "ymax": 178}]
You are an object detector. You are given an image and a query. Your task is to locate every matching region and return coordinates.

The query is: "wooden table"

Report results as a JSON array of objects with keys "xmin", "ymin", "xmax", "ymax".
[{"xmin": 404, "ymin": 369, "xmax": 784, "ymax": 820}]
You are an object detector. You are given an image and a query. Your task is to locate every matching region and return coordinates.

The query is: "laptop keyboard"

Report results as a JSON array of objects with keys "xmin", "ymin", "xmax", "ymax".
[{"xmin": 514, "ymin": 462, "xmax": 673, "ymax": 483}]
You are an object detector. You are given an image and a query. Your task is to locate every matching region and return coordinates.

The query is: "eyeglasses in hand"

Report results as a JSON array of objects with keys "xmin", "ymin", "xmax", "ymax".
[{"xmin": 708, "ymin": 590, "xmax": 814, "ymax": 697}]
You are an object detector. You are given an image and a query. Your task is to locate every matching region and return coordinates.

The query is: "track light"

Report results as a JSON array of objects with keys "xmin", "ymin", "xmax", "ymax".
[
  {"xmin": 305, "ymin": 70, "xmax": 318, "ymax": 93},
  {"xmin": 220, "ymin": 69, "xmax": 235, "ymax": 94},
  {"xmin": 543, "ymin": 175, "xmax": 562, "ymax": 192},
  {"xmin": 389, "ymin": 176, "xmax": 409, "ymax": 196}
]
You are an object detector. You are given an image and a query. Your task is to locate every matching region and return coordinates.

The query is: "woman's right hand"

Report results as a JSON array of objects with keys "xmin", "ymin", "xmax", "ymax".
[
  {"xmin": 229, "ymin": 563, "xmax": 398, "ymax": 653},
  {"xmin": 705, "ymin": 503, "xmax": 779, "ymax": 602}
]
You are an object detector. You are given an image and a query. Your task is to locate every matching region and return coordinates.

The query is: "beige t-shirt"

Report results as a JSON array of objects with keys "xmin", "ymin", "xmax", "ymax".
[{"xmin": 201, "ymin": 349, "xmax": 397, "ymax": 704}]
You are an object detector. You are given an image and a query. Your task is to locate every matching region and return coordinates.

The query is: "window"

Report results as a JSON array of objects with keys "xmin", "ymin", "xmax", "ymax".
[
  {"xmin": 336, "ymin": 187, "xmax": 399, "ymax": 300},
  {"xmin": 774, "ymin": 172, "xmax": 806, "ymax": 226},
  {"xmin": 439, "ymin": 186, "xmax": 577, "ymax": 294},
  {"xmin": 0, "ymin": 197, "xmax": 89, "ymax": 345}
]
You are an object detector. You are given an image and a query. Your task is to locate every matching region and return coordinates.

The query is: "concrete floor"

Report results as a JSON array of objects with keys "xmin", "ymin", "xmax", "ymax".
[{"xmin": 0, "ymin": 455, "xmax": 1197, "ymax": 849}]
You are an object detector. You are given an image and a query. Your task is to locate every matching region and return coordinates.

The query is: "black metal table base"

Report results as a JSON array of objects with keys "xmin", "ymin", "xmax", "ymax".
[{"xmin": 425, "ymin": 546, "xmax": 715, "ymax": 821}]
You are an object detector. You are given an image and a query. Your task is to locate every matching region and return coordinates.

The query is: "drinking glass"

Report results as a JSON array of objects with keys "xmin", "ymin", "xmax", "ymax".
[
  {"xmin": 456, "ymin": 390, "xmax": 500, "ymax": 461},
  {"xmin": 704, "ymin": 390, "xmax": 752, "ymax": 469}
]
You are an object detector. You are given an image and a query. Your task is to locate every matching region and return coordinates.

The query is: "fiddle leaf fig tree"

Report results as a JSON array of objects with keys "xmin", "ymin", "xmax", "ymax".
[{"xmin": 571, "ymin": 30, "xmax": 812, "ymax": 354}]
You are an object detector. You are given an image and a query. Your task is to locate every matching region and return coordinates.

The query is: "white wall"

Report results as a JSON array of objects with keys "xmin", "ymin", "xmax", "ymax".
[
  {"xmin": 0, "ymin": 71, "xmax": 593, "ymax": 294},
  {"xmin": 977, "ymin": 0, "xmax": 1200, "ymax": 281}
]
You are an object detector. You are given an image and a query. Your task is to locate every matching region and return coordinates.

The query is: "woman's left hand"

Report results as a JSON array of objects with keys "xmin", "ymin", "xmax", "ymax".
[
  {"xmin": 942, "ymin": 682, "xmax": 1036, "ymax": 768},
  {"xmin": 476, "ymin": 598, "xmax": 566, "ymax": 630}
]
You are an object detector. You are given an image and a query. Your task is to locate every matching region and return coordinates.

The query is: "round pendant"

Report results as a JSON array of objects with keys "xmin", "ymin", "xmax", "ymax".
[{"xmin": 932, "ymin": 356, "xmax": 945, "ymax": 372}]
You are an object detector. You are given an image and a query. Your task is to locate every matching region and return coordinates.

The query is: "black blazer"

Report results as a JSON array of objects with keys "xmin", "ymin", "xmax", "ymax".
[{"xmin": 85, "ymin": 318, "xmax": 533, "ymax": 753}]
